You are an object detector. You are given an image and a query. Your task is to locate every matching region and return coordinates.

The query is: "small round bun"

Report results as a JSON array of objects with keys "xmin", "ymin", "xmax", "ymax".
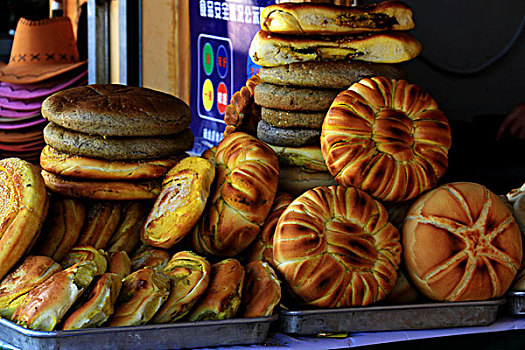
[
  {"xmin": 403, "ymin": 182, "xmax": 522, "ymax": 301},
  {"xmin": 274, "ymin": 185, "xmax": 401, "ymax": 307},
  {"xmin": 321, "ymin": 77, "xmax": 451, "ymax": 202},
  {"xmin": 42, "ymin": 84, "xmax": 191, "ymax": 136},
  {"xmin": 192, "ymin": 132, "xmax": 279, "ymax": 257}
]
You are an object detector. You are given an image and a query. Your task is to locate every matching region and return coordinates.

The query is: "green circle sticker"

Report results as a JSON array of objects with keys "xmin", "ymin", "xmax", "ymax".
[{"xmin": 203, "ymin": 43, "xmax": 214, "ymax": 76}]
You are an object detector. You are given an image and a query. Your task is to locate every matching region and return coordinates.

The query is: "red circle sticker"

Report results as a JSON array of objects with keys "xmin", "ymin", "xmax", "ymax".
[{"xmin": 217, "ymin": 82, "xmax": 228, "ymax": 114}]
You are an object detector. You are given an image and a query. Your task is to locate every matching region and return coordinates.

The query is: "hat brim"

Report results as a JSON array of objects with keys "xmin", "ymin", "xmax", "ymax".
[
  {"xmin": 0, "ymin": 68, "xmax": 87, "ymax": 99},
  {"xmin": 0, "ymin": 60, "xmax": 87, "ymax": 84}
]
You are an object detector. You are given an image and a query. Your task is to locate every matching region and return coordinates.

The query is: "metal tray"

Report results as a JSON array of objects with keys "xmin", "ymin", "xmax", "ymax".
[
  {"xmin": 278, "ymin": 299, "xmax": 504, "ymax": 335},
  {"xmin": 0, "ymin": 315, "xmax": 277, "ymax": 350},
  {"xmin": 505, "ymin": 291, "xmax": 525, "ymax": 316}
]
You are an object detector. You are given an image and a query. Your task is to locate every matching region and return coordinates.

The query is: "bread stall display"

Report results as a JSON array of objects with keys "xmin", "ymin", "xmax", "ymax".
[
  {"xmin": 0, "ymin": 0, "xmax": 523, "ymax": 348},
  {"xmin": 245, "ymin": 0, "xmax": 421, "ymax": 195}
]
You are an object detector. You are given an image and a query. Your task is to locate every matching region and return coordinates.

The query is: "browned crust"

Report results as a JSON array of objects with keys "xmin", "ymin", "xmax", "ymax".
[{"xmin": 41, "ymin": 170, "xmax": 162, "ymax": 201}]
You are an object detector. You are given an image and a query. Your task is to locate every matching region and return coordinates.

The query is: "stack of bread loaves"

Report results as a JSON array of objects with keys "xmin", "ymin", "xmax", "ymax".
[
  {"xmin": 248, "ymin": 0, "xmax": 421, "ymax": 194},
  {"xmin": 39, "ymin": 84, "xmax": 193, "ymax": 200}
]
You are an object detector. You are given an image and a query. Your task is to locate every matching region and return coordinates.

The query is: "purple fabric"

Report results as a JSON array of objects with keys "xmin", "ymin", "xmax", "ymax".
[
  {"xmin": 0, "ymin": 70, "xmax": 87, "ymax": 99},
  {"xmin": 0, "ymin": 106, "xmax": 41, "ymax": 118},
  {"xmin": 0, "ymin": 96, "xmax": 43, "ymax": 111},
  {"xmin": 0, "ymin": 117, "xmax": 46, "ymax": 130}
]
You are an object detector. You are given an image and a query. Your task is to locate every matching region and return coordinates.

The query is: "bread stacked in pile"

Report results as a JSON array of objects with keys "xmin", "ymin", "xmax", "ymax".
[
  {"xmin": 0, "ymin": 0, "xmax": 523, "ymax": 336},
  {"xmin": 247, "ymin": 0, "xmax": 421, "ymax": 194},
  {"xmin": 40, "ymin": 84, "xmax": 193, "ymax": 201}
]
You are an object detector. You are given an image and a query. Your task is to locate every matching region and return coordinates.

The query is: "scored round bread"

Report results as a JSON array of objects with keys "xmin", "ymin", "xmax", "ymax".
[
  {"xmin": 40, "ymin": 145, "xmax": 185, "ymax": 180},
  {"xmin": 249, "ymin": 30, "xmax": 422, "ymax": 67},
  {"xmin": 321, "ymin": 77, "xmax": 452, "ymax": 202},
  {"xmin": 41, "ymin": 170, "xmax": 162, "ymax": 201},
  {"xmin": 0, "ymin": 158, "xmax": 49, "ymax": 281},
  {"xmin": 259, "ymin": 60, "xmax": 406, "ymax": 89},
  {"xmin": 43, "ymin": 123, "xmax": 194, "ymax": 161},
  {"xmin": 273, "ymin": 185, "xmax": 401, "ymax": 307},
  {"xmin": 42, "ymin": 84, "xmax": 191, "ymax": 136},
  {"xmin": 403, "ymin": 182, "xmax": 523, "ymax": 302},
  {"xmin": 261, "ymin": 1, "xmax": 414, "ymax": 35},
  {"xmin": 141, "ymin": 156, "xmax": 215, "ymax": 249},
  {"xmin": 192, "ymin": 132, "xmax": 279, "ymax": 257}
]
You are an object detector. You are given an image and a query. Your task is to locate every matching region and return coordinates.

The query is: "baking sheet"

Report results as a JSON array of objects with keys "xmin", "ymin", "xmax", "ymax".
[
  {"xmin": 278, "ymin": 300, "xmax": 504, "ymax": 335},
  {"xmin": 0, "ymin": 315, "xmax": 277, "ymax": 350},
  {"xmin": 505, "ymin": 291, "xmax": 525, "ymax": 316}
]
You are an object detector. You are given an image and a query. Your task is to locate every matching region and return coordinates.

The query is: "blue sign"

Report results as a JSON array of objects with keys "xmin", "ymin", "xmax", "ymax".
[{"xmin": 189, "ymin": 0, "xmax": 276, "ymax": 155}]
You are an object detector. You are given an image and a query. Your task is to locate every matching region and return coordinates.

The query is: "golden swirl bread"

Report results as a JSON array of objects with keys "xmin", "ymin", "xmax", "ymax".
[
  {"xmin": 130, "ymin": 245, "xmax": 170, "ymax": 271},
  {"xmin": 142, "ymin": 157, "xmax": 215, "ymax": 249},
  {"xmin": 321, "ymin": 77, "xmax": 452, "ymax": 202},
  {"xmin": 108, "ymin": 251, "xmax": 131, "ymax": 281},
  {"xmin": 403, "ymin": 182, "xmax": 523, "ymax": 301},
  {"xmin": 224, "ymin": 75, "xmax": 261, "ymax": 137},
  {"xmin": 192, "ymin": 132, "xmax": 279, "ymax": 257},
  {"xmin": 261, "ymin": 1, "xmax": 414, "ymax": 35},
  {"xmin": 108, "ymin": 266, "xmax": 170, "ymax": 327},
  {"xmin": 36, "ymin": 195, "xmax": 86, "ymax": 261},
  {"xmin": 77, "ymin": 201, "xmax": 122, "ymax": 250},
  {"xmin": 62, "ymin": 272, "xmax": 122, "ymax": 330},
  {"xmin": 60, "ymin": 245, "xmax": 108, "ymax": 276},
  {"xmin": 12, "ymin": 261, "xmax": 97, "ymax": 331},
  {"xmin": 0, "ymin": 158, "xmax": 49, "ymax": 281},
  {"xmin": 187, "ymin": 258, "xmax": 245, "ymax": 321},
  {"xmin": 0, "ymin": 256, "xmax": 62, "ymax": 320},
  {"xmin": 107, "ymin": 201, "xmax": 152, "ymax": 255},
  {"xmin": 245, "ymin": 192, "xmax": 295, "ymax": 266},
  {"xmin": 151, "ymin": 251, "xmax": 211, "ymax": 323},
  {"xmin": 40, "ymin": 145, "xmax": 185, "ymax": 180},
  {"xmin": 273, "ymin": 186, "xmax": 401, "ymax": 308},
  {"xmin": 241, "ymin": 261, "xmax": 281, "ymax": 318}
]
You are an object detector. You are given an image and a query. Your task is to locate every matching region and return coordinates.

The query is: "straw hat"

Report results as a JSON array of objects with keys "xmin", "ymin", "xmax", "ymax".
[{"xmin": 0, "ymin": 17, "xmax": 86, "ymax": 84}]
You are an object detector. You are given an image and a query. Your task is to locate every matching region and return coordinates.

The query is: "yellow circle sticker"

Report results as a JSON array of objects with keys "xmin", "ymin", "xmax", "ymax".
[{"xmin": 202, "ymin": 79, "xmax": 214, "ymax": 112}]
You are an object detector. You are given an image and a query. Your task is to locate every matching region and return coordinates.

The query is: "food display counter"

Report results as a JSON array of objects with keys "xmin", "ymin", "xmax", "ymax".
[{"xmin": 1, "ymin": 0, "xmax": 525, "ymax": 349}]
